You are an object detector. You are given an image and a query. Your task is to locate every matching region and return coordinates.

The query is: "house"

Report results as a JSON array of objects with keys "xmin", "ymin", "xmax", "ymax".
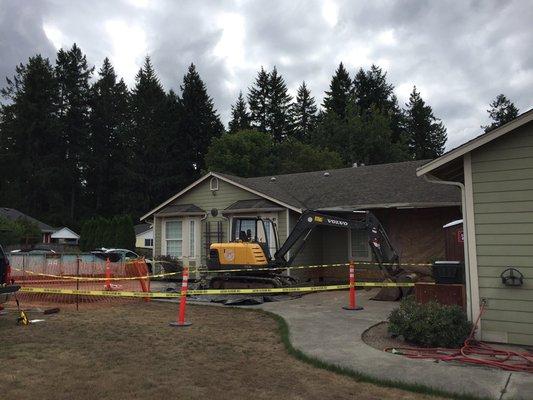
[
  {"xmin": 0, "ymin": 207, "xmax": 56, "ymax": 243},
  {"xmin": 417, "ymin": 108, "xmax": 533, "ymax": 346},
  {"xmin": 141, "ymin": 160, "xmax": 461, "ymax": 281},
  {"xmin": 135, "ymin": 223, "xmax": 153, "ymax": 249},
  {"xmin": 50, "ymin": 227, "xmax": 80, "ymax": 245}
]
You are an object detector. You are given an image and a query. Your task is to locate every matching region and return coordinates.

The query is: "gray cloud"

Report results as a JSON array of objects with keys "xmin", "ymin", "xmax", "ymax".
[{"xmin": 1, "ymin": 0, "xmax": 532, "ymax": 150}]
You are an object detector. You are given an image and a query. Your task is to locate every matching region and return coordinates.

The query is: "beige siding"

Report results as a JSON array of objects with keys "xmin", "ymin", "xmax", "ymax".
[{"xmin": 471, "ymin": 121, "xmax": 533, "ymax": 345}]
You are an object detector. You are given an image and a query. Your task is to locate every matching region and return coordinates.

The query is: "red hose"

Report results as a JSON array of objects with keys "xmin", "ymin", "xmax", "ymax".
[{"xmin": 385, "ymin": 303, "xmax": 533, "ymax": 373}]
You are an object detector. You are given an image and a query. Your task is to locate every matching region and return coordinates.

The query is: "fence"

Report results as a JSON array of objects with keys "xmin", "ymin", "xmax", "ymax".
[{"xmin": 9, "ymin": 253, "xmax": 150, "ymax": 309}]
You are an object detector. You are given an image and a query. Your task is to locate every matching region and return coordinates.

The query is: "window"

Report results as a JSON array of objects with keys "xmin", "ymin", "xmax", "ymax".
[
  {"xmin": 144, "ymin": 238, "xmax": 153, "ymax": 247},
  {"xmin": 351, "ymin": 229, "xmax": 371, "ymax": 260},
  {"xmin": 189, "ymin": 220, "xmax": 195, "ymax": 257},
  {"xmin": 165, "ymin": 221, "xmax": 183, "ymax": 258},
  {"xmin": 210, "ymin": 177, "xmax": 219, "ymax": 191}
]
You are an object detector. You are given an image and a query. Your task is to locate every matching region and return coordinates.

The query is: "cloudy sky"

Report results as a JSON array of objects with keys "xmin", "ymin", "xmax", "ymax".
[{"xmin": 1, "ymin": 0, "xmax": 532, "ymax": 149}]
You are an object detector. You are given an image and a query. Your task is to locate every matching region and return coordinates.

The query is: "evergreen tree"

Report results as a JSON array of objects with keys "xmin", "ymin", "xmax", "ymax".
[
  {"xmin": 482, "ymin": 94, "xmax": 519, "ymax": 132},
  {"xmin": 291, "ymin": 81, "xmax": 318, "ymax": 142},
  {"xmin": 267, "ymin": 66, "xmax": 293, "ymax": 142},
  {"xmin": 248, "ymin": 67, "xmax": 270, "ymax": 132},
  {"xmin": 353, "ymin": 64, "xmax": 395, "ymax": 114},
  {"xmin": 178, "ymin": 63, "xmax": 223, "ymax": 172},
  {"xmin": 0, "ymin": 55, "xmax": 64, "ymax": 223},
  {"xmin": 86, "ymin": 58, "xmax": 131, "ymax": 217},
  {"xmin": 129, "ymin": 57, "xmax": 169, "ymax": 216},
  {"xmin": 405, "ymin": 87, "xmax": 447, "ymax": 159},
  {"xmin": 228, "ymin": 91, "xmax": 251, "ymax": 133},
  {"xmin": 322, "ymin": 62, "xmax": 352, "ymax": 119},
  {"xmin": 55, "ymin": 44, "xmax": 94, "ymax": 223}
]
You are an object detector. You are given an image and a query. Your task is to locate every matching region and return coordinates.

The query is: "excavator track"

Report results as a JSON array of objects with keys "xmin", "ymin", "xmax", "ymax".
[{"xmin": 208, "ymin": 273, "xmax": 297, "ymax": 290}]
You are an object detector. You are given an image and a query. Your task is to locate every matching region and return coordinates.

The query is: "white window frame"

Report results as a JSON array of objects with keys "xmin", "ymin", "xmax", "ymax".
[
  {"xmin": 144, "ymin": 238, "xmax": 154, "ymax": 247},
  {"xmin": 210, "ymin": 177, "xmax": 219, "ymax": 191},
  {"xmin": 163, "ymin": 220, "xmax": 183, "ymax": 258},
  {"xmin": 162, "ymin": 217, "xmax": 200, "ymax": 260}
]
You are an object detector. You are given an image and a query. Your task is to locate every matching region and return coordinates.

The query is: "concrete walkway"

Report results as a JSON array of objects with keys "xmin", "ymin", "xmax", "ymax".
[{"xmin": 239, "ymin": 290, "xmax": 532, "ymax": 400}]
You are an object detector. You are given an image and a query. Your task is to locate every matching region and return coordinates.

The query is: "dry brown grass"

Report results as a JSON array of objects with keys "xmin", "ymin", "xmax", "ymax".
[{"xmin": 0, "ymin": 301, "xmax": 446, "ymax": 400}]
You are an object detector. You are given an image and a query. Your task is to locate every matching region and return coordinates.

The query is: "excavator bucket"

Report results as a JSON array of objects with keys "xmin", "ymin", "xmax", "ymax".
[
  {"xmin": 371, "ymin": 272, "xmax": 418, "ymax": 302},
  {"xmin": 372, "ymin": 286, "xmax": 402, "ymax": 301}
]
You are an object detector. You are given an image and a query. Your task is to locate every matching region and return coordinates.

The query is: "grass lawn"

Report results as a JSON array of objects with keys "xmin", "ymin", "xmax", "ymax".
[{"xmin": 0, "ymin": 301, "xmax": 447, "ymax": 400}]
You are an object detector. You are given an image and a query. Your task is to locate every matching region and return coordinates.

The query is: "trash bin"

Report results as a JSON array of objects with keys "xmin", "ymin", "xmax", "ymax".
[{"xmin": 432, "ymin": 261, "xmax": 465, "ymax": 284}]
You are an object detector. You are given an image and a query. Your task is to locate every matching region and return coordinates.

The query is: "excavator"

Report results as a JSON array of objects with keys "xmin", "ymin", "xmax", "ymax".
[{"xmin": 207, "ymin": 210, "xmax": 414, "ymax": 299}]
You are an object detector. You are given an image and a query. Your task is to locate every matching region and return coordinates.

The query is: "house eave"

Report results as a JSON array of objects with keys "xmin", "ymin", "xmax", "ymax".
[{"xmin": 417, "ymin": 108, "xmax": 533, "ymax": 177}]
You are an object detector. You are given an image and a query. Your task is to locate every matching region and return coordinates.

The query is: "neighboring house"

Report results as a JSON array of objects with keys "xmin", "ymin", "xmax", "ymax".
[
  {"xmin": 135, "ymin": 223, "xmax": 153, "ymax": 249},
  {"xmin": 0, "ymin": 207, "xmax": 56, "ymax": 243},
  {"xmin": 50, "ymin": 227, "xmax": 80, "ymax": 245},
  {"xmin": 141, "ymin": 160, "xmax": 461, "ymax": 281},
  {"xmin": 417, "ymin": 108, "xmax": 533, "ymax": 346}
]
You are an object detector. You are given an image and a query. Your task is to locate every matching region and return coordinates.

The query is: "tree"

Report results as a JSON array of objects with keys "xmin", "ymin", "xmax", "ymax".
[
  {"xmin": 275, "ymin": 139, "xmax": 343, "ymax": 174},
  {"xmin": 55, "ymin": 44, "xmax": 94, "ymax": 223},
  {"xmin": 86, "ymin": 58, "xmax": 131, "ymax": 217},
  {"xmin": 129, "ymin": 56, "xmax": 169, "ymax": 217},
  {"xmin": 0, "ymin": 217, "xmax": 41, "ymax": 246},
  {"xmin": 248, "ymin": 67, "xmax": 270, "ymax": 132},
  {"xmin": 205, "ymin": 129, "xmax": 275, "ymax": 177},
  {"xmin": 178, "ymin": 63, "xmax": 224, "ymax": 173},
  {"xmin": 405, "ymin": 87, "xmax": 447, "ymax": 160},
  {"xmin": 353, "ymin": 64, "xmax": 395, "ymax": 114},
  {"xmin": 0, "ymin": 55, "xmax": 64, "ymax": 224},
  {"xmin": 205, "ymin": 129, "xmax": 344, "ymax": 177},
  {"xmin": 228, "ymin": 91, "xmax": 251, "ymax": 133},
  {"xmin": 482, "ymin": 94, "xmax": 519, "ymax": 133},
  {"xmin": 267, "ymin": 66, "xmax": 293, "ymax": 142},
  {"xmin": 322, "ymin": 62, "xmax": 352, "ymax": 119},
  {"xmin": 291, "ymin": 81, "xmax": 317, "ymax": 142}
]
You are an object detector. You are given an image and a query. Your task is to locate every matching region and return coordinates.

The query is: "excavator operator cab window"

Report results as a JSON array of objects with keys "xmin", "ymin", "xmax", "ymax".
[{"xmin": 231, "ymin": 217, "xmax": 277, "ymax": 259}]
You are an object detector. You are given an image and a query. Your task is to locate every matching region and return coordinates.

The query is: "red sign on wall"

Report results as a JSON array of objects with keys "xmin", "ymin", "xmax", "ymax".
[{"xmin": 457, "ymin": 229, "xmax": 464, "ymax": 243}]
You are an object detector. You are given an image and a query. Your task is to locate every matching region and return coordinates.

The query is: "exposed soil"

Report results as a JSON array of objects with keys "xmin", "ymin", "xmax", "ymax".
[
  {"xmin": 362, "ymin": 321, "xmax": 410, "ymax": 352},
  {"xmin": 0, "ymin": 302, "xmax": 446, "ymax": 400}
]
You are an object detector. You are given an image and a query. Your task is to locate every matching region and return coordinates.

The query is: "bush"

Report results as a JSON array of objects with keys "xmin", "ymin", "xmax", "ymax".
[{"xmin": 388, "ymin": 297, "xmax": 472, "ymax": 348}]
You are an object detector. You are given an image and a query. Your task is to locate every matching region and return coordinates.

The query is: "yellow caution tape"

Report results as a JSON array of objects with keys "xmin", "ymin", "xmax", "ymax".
[
  {"xmin": 18, "ymin": 281, "xmax": 415, "ymax": 297},
  {"xmin": 12, "ymin": 268, "xmax": 179, "ymax": 281},
  {"xmin": 12, "ymin": 260, "xmax": 431, "ymax": 282}
]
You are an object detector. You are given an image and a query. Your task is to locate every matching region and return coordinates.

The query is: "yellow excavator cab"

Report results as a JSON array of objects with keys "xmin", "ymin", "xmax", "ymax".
[{"xmin": 210, "ymin": 242, "xmax": 268, "ymax": 267}]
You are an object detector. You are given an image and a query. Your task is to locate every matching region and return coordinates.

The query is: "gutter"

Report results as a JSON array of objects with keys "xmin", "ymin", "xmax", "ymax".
[{"xmin": 423, "ymin": 174, "xmax": 473, "ymax": 322}]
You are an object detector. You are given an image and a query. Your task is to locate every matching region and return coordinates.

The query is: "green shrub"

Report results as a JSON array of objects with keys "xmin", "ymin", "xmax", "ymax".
[{"xmin": 388, "ymin": 297, "xmax": 472, "ymax": 348}]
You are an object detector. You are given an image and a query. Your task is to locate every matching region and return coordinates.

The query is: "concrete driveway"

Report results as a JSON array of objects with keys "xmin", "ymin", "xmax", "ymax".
[{"xmin": 246, "ymin": 289, "xmax": 532, "ymax": 400}]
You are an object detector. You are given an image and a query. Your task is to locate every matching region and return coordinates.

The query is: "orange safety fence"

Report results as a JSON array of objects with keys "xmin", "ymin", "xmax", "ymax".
[{"xmin": 8, "ymin": 254, "xmax": 150, "ymax": 310}]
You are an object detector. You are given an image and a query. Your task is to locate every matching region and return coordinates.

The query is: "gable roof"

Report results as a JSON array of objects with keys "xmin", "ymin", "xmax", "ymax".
[
  {"xmin": 51, "ymin": 227, "xmax": 80, "ymax": 239},
  {"xmin": 0, "ymin": 207, "xmax": 55, "ymax": 232},
  {"xmin": 134, "ymin": 223, "xmax": 152, "ymax": 235},
  {"xmin": 218, "ymin": 159, "xmax": 459, "ymax": 210},
  {"xmin": 141, "ymin": 160, "xmax": 460, "ymax": 220},
  {"xmin": 417, "ymin": 108, "xmax": 533, "ymax": 177}
]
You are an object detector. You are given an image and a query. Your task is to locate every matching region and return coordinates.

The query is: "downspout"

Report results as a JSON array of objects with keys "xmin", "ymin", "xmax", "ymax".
[{"xmin": 423, "ymin": 174, "xmax": 473, "ymax": 322}]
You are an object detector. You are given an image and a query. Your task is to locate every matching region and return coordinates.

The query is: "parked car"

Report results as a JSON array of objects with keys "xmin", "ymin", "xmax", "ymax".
[
  {"xmin": 91, "ymin": 248, "xmax": 153, "ymax": 272},
  {"xmin": 1, "ymin": 244, "xmax": 20, "ymax": 304}
]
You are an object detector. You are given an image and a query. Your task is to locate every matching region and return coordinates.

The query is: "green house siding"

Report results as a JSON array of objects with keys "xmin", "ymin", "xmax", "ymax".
[
  {"xmin": 471, "ymin": 121, "xmax": 533, "ymax": 345},
  {"xmin": 152, "ymin": 176, "xmax": 292, "ymax": 266}
]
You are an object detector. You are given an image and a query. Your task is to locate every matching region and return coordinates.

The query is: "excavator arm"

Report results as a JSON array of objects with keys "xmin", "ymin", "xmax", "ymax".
[{"xmin": 273, "ymin": 210, "xmax": 401, "ymax": 277}]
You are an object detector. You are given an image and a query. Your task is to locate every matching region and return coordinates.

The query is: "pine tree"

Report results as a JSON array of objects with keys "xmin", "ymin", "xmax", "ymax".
[
  {"xmin": 248, "ymin": 67, "xmax": 270, "ymax": 132},
  {"xmin": 291, "ymin": 81, "xmax": 317, "ymax": 142},
  {"xmin": 322, "ymin": 62, "xmax": 352, "ymax": 119},
  {"xmin": 130, "ymin": 56, "xmax": 168, "ymax": 216},
  {"xmin": 228, "ymin": 91, "xmax": 251, "ymax": 133},
  {"xmin": 405, "ymin": 87, "xmax": 447, "ymax": 159},
  {"xmin": 353, "ymin": 64, "xmax": 395, "ymax": 114},
  {"xmin": 86, "ymin": 58, "xmax": 131, "ymax": 217},
  {"xmin": 267, "ymin": 66, "xmax": 293, "ymax": 142},
  {"xmin": 55, "ymin": 44, "xmax": 94, "ymax": 223},
  {"xmin": 482, "ymin": 94, "xmax": 519, "ymax": 133},
  {"xmin": 0, "ymin": 55, "xmax": 64, "ymax": 224},
  {"xmin": 178, "ymin": 63, "xmax": 223, "ymax": 172}
]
